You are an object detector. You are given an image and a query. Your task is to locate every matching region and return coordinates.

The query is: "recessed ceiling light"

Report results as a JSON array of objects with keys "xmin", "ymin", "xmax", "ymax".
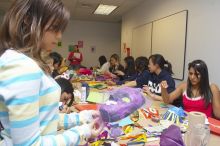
[{"xmin": 94, "ymin": 4, "xmax": 117, "ymax": 15}]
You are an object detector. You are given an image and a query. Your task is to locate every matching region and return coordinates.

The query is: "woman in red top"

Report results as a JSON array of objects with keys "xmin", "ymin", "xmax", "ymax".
[
  {"xmin": 161, "ymin": 60, "xmax": 220, "ymax": 119},
  {"xmin": 68, "ymin": 45, "xmax": 83, "ymax": 70}
]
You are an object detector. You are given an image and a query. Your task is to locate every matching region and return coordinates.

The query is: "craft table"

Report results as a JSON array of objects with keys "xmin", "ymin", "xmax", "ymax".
[{"xmin": 117, "ymin": 99, "xmax": 220, "ymax": 146}]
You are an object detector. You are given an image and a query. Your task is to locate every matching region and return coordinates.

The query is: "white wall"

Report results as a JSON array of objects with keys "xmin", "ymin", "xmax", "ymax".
[
  {"xmin": 121, "ymin": 0, "xmax": 220, "ymax": 86},
  {"xmin": 54, "ymin": 20, "xmax": 121, "ymax": 68}
]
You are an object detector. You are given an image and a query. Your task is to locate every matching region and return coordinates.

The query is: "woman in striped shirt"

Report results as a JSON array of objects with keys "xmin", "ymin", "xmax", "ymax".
[{"xmin": 0, "ymin": 0, "xmax": 103, "ymax": 145}]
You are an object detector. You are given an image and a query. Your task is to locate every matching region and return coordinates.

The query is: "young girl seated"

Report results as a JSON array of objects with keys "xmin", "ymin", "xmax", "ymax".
[
  {"xmin": 109, "ymin": 53, "xmax": 125, "ymax": 78},
  {"xmin": 142, "ymin": 54, "xmax": 175, "ymax": 101},
  {"xmin": 41, "ymin": 51, "xmax": 54, "ymax": 74},
  {"xmin": 161, "ymin": 60, "xmax": 220, "ymax": 119},
  {"xmin": 49, "ymin": 52, "xmax": 63, "ymax": 78},
  {"xmin": 97, "ymin": 55, "xmax": 110, "ymax": 74},
  {"xmin": 55, "ymin": 78, "xmax": 75, "ymax": 113}
]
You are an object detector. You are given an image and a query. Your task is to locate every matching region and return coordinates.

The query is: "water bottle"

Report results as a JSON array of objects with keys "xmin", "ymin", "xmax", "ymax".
[
  {"xmin": 81, "ymin": 86, "xmax": 87, "ymax": 102},
  {"xmin": 188, "ymin": 124, "xmax": 210, "ymax": 146},
  {"xmin": 59, "ymin": 102, "xmax": 64, "ymax": 111}
]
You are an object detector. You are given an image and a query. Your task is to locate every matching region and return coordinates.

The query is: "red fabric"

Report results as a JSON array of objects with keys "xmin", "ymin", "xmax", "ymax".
[
  {"xmin": 68, "ymin": 52, "xmax": 83, "ymax": 65},
  {"xmin": 78, "ymin": 68, "xmax": 92, "ymax": 75},
  {"xmin": 183, "ymin": 92, "xmax": 212, "ymax": 117}
]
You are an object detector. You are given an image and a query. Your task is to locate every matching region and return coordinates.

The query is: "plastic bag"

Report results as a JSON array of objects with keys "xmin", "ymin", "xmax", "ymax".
[
  {"xmin": 160, "ymin": 125, "xmax": 185, "ymax": 146},
  {"xmin": 99, "ymin": 87, "xmax": 149, "ymax": 122}
]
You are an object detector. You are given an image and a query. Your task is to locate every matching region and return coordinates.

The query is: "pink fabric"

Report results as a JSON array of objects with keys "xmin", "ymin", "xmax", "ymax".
[
  {"xmin": 183, "ymin": 91, "xmax": 212, "ymax": 117},
  {"xmin": 78, "ymin": 68, "xmax": 92, "ymax": 75}
]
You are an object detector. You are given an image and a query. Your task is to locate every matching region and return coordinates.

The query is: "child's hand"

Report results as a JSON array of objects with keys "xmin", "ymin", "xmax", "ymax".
[
  {"xmin": 89, "ymin": 118, "xmax": 104, "ymax": 138},
  {"xmin": 160, "ymin": 81, "xmax": 168, "ymax": 89},
  {"xmin": 60, "ymin": 105, "xmax": 72, "ymax": 114},
  {"xmin": 114, "ymin": 70, "xmax": 124, "ymax": 76}
]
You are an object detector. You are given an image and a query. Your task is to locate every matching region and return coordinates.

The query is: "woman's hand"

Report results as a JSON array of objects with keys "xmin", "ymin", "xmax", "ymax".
[
  {"xmin": 142, "ymin": 85, "xmax": 151, "ymax": 94},
  {"xmin": 160, "ymin": 81, "xmax": 169, "ymax": 89},
  {"xmin": 143, "ymin": 85, "xmax": 157, "ymax": 100}
]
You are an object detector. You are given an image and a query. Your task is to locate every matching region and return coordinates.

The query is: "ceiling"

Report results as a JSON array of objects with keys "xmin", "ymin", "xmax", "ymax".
[{"xmin": 0, "ymin": 0, "xmax": 145, "ymax": 23}]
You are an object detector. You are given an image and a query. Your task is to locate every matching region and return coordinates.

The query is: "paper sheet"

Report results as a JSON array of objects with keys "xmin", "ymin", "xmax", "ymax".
[
  {"xmin": 86, "ymin": 92, "xmax": 110, "ymax": 104},
  {"xmin": 74, "ymin": 52, "xmax": 80, "ymax": 59},
  {"xmin": 110, "ymin": 116, "xmax": 134, "ymax": 127}
]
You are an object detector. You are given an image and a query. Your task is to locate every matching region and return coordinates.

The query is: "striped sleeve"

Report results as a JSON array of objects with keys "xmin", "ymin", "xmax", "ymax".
[
  {"xmin": 5, "ymin": 90, "xmax": 92, "ymax": 146},
  {"xmin": 41, "ymin": 124, "xmax": 91, "ymax": 146},
  {"xmin": 58, "ymin": 110, "xmax": 94, "ymax": 130}
]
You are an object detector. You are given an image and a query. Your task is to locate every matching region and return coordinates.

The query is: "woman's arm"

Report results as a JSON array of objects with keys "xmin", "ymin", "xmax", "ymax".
[
  {"xmin": 67, "ymin": 52, "xmax": 73, "ymax": 61},
  {"xmin": 122, "ymin": 80, "xmax": 137, "ymax": 87},
  {"xmin": 135, "ymin": 70, "xmax": 150, "ymax": 88},
  {"xmin": 143, "ymin": 76, "xmax": 176, "ymax": 101},
  {"xmin": 210, "ymin": 84, "xmax": 220, "ymax": 119},
  {"xmin": 58, "ymin": 110, "xmax": 99, "ymax": 129},
  {"xmin": 1, "ymin": 75, "xmax": 93, "ymax": 145},
  {"xmin": 161, "ymin": 81, "xmax": 186, "ymax": 104}
]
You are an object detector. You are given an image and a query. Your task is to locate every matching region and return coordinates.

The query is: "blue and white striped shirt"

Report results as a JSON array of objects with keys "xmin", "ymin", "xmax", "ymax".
[{"xmin": 0, "ymin": 49, "xmax": 93, "ymax": 146}]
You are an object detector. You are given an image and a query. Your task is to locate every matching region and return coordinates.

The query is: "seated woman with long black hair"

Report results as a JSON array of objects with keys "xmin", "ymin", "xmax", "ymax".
[
  {"xmin": 97, "ymin": 55, "xmax": 110, "ymax": 74},
  {"xmin": 115, "ymin": 56, "xmax": 137, "ymax": 84},
  {"xmin": 161, "ymin": 60, "xmax": 220, "ymax": 119}
]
